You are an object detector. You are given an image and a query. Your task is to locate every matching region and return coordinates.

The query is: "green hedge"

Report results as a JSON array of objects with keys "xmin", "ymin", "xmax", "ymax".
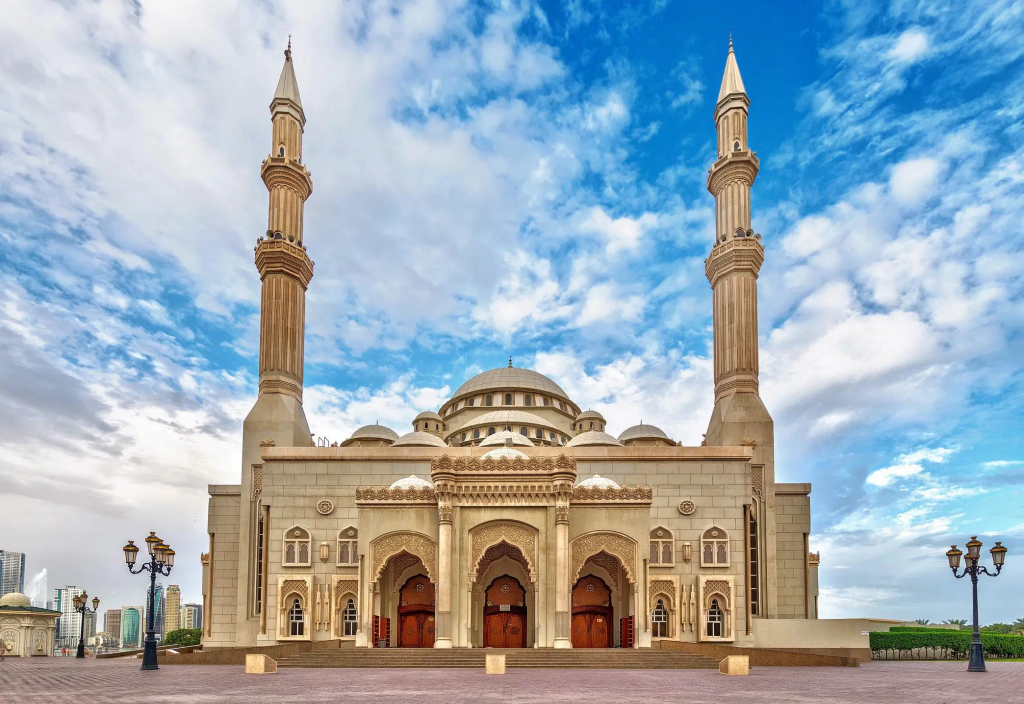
[
  {"xmin": 889, "ymin": 626, "xmax": 958, "ymax": 632},
  {"xmin": 161, "ymin": 628, "xmax": 202, "ymax": 647},
  {"xmin": 870, "ymin": 631, "xmax": 1024, "ymax": 660}
]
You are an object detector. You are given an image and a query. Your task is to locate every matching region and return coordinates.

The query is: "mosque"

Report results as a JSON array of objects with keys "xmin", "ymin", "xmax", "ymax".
[{"xmin": 202, "ymin": 39, "xmax": 819, "ymax": 651}]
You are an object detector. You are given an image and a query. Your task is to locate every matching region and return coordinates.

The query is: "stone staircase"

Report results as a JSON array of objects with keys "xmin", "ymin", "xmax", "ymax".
[{"xmin": 277, "ymin": 647, "xmax": 719, "ymax": 669}]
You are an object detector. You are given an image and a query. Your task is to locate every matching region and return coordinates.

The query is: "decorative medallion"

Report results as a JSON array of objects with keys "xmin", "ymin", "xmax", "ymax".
[
  {"xmin": 292, "ymin": 529, "xmax": 303, "ymax": 537},
  {"xmin": 678, "ymin": 500, "xmax": 696, "ymax": 515},
  {"xmin": 585, "ymin": 583, "xmax": 595, "ymax": 592},
  {"xmin": 346, "ymin": 528, "xmax": 356, "ymax": 537},
  {"xmin": 316, "ymin": 499, "xmax": 335, "ymax": 515},
  {"xmin": 500, "ymin": 583, "xmax": 511, "ymax": 593},
  {"xmin": 655, "ymin": 529, "xmax": 665, "ymax": 538},
  {"xmin": 710, "ymin": 529, "xmax": 720, "ymax": 538},
  {"xmin": 415, "ymin": 583, "xmax": 425, "ymax": 592}
]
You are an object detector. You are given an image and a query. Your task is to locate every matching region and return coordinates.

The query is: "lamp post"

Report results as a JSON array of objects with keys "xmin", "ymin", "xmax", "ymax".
[
  {"xmin": 123, "ymin": 532, "xmax": 175, "ymax": 670},
  {"xmin": 946, "ymin": 537, "xmax": 1008, "ymax": 672},
  {"xmin": 72, "ymin": 592, "xmax": 100, "ymax": 658}
]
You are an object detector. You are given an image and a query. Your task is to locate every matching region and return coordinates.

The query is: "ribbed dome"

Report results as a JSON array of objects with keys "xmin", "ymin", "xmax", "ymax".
[
  {"xmin": 577, "ymin": 410, "xmax": 606, "ymax": 422},
  {"xmin": 479, "ymin": 431, "xmax": 535, "ymax": 447},
  {"xmin": 576, "ymin": 474, "xmax": 620, "ymax": 489},
  {"xmin": 566, "ymin": 431, "xmax": 622, "ymax": 447},
  {"xmin": 0, "ymin": 592, "xmax": 31, "ymax": 608},
  {"xmin": 414, "ymin": 411, "xmax": 443, "ymax": 422},
  {"xmin": 453, "ymin": 366, "xmax": 569, "ymax": 400},
  {"xmin": 348, "ymin": 424, "xmax": 399, "ymax": 441},
  {"xmin": 481, "ymin": 447, "xmax": 529, "ymax": 461},
  {"xmin": 392, "ymin": 432, "xmax": 448, "ymax": 448},
  {"xmin": 388, "ymin": 474, "xmax": 435, "ymax": 490},
  {"xmin": 618, "ymin": 424, "xmax": 670, "ymax": 442},
  {"xmin": 465, "ymin": 410, "xmax": 555, "ymax": 429}
]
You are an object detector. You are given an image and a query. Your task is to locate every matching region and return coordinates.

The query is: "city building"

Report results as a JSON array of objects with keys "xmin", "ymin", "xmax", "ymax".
[
  {"xmin": 0, "ymin": 550, "xmax": 26, "ymax": 597},
  {"xmin": 53, "ymin": 586, "xmax": 83, "ymax": 650},
  {"xmin": 120, "ymin": 606, "xmax": 144, "ymax": 649},
  {"xmin": 104, "ymin": 609, "xmax": 121, "ymax": 644},
  {"xmin": 181, "ymin": 603, "xmax": 203, "ymax": 631},
  {"xmin": 83, "ymin": 610, "xmax": 96, "ymax": 640},
  {"xmin": 146, "ymin": 583, "xmax": 166, "ymax": 641},
  {"xmin": 0, "ymin": 592, "xmax": 59, "ymax": 656},
  {"xmin": 166, "ymin": 585, "xmax": 181, "ymax": 633},
  {"xmin": 203, "ymin": 40, "xmax": 819, "ymax": 650}
]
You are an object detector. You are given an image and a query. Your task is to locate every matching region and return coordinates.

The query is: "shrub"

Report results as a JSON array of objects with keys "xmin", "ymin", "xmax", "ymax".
[
  {"xmin": 162, "ymin": 628, "xmax": 202, "ymax": 647},
  {"xmin": 870, "ymin": 631, "xmax": 1024, "ymax": 660}
]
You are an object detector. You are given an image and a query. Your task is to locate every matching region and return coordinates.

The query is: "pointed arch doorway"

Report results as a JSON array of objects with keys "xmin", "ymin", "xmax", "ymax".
[
  {"xmin": 483, "ymin": 575, "xmax": 527, "ymax": 648},
  {"xmin": 571, "ymin": 575, "xmax": 613, "ymax": 648},
  {"xmin": 397, "ymin": 575, "xmax": 435, "ymax": 647}
]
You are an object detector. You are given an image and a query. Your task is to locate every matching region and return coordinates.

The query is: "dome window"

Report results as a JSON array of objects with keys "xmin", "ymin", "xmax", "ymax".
[
  {"xmin": 435, "ymin": 423, "xmax": 439, "ymax": 430},
  {"xmin": 461, "ymin": 433, "xmax": 467, "ymax": 442},
  {"xmin": 535, "ymin": 429, "xmax": 542, "ymax": 439},
  {"xmin": 504, "ymin": 393, "xmax": 513, "ymax": 405},
  {"xmin": 467, "ymin": 398, "xmax": 474, "ymax": 407},
  {"xmin": 485, "ymin": 395, "xmax": 493, "ymax": 406},
  {"xmin": 543, "ymin": 397, "xmax": 550, "ymax": 406},
  {"xmin": 473, "ymin": 429, "xmax": 480, "ymax": 440},
  {"xmin": 278, "ymin": 145, "xmax": 285, "ymax": 157},
  {"xmin": 520, "ymin": 427, "xmax": 528, "ymax": 436},
  {"xmin": 589, "ymin": 421, "xmax": 594, "ymax": 429},
  {"xmin": 549, "ymin": 432, "xmax": 556, "ymax": 441},
  {"xmin": 525, "ymin": 394, "xmax": 533, "ymax": 406},
  {"xmin": 488, "ymin": 427, "xmax": 496, "ymax": 436},
  {"xmin": 733, "ymin": 141, "xmax": 740, "ymax": 152}
]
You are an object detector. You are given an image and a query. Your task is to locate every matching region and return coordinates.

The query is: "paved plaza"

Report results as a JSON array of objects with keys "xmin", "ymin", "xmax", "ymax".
[{"xmin": 0, "ymin": 657, "xmax": 1020, "ymax": 703}]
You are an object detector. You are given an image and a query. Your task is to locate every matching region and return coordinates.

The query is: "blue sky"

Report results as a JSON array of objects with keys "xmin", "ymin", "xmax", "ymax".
[{"xmin": 0, "ymin": 0, "xmax": 1021, "ymax": 623}]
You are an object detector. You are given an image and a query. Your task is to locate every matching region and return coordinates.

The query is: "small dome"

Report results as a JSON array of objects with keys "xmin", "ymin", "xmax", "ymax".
[
  {"xmin": 576, "ymin": 473, "xmax": 621, "ymax": 489},
  {"xmin": 479, "ymin": 430, "xmax": 535, "ymax": 447},
  {"xmin": 388, "ymin": 474, "xmax": 435, "ymax": 490},
  {"xmin": 347, "ymin": 424, "xmax": 399, "ymax": 442},
  {"xmin": 618, "ymin": 423, "xmax": 671, "ymax": 443},
  {"xmin": 481, "ymin": 447, "xmax": 529, "ymax": 461},
  {"xmin": 577, "ymin": 410, "xmax": 606, "ymax": 422},
  {"xmin": 566, "ymin": 431, "xmax": 623, "ymax": 447},
  {"xmin": 414, "ymin": 411, "xmax": 443, "ymax": 422},
  {"xmin": 391, "ymin": 431, "xmax": 448, "ymax": 447},
  {"xmin": 0, "ymin": 592, "xmax": 31, "ymax": 608}
]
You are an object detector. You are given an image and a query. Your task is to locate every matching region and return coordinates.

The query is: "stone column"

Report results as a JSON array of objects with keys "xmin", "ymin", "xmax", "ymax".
[
  {"xmin": 554, "ymin": 504, "xmax": 571, "ymax": 649},
  {"xmin": 434, "ymin": 504, "xmax": 453, "ymax": 648}
]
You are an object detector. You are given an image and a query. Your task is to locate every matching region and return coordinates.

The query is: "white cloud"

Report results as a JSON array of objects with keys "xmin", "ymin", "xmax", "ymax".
[
  {"xmin": 866, "ymin": 446, "xmax": 957, "ymax": 487},
  {"xmin": 889, "ymin": 157, "xmax": 944, "ymax": 205},
  {"xmin": 580, "ymin": 207, "xmax": 658, "ymax": 254},
  {"xmin": 888, "ymin": 28, "xmax": 930, "ymax": 63}
]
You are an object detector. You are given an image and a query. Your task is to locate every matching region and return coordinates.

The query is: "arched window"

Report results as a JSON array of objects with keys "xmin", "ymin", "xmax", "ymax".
[
  {"xmin": 504, "ymin": 393, "xmax": 513, "ymax": 405},
  {"xmin": 549, "ymin": 432, "xmax": 556, "ymax": 440},
  {"xmin": 488, "ymin": 427, "xmax": 496, "ymax": 436},
  {"xmin": 589, "ymin": 421, "xmax": 594, "ymax": 429},
  {"xmin": 289, "ymin": 598, "xmax": 305, "ymax": 636},
  {"xmin": 468, "ymin": 398, "xmax": 475, "ymax": 407},
  {"xmin": 706, "ymin": 599, "xmax": 723, "ymax": 638},
  {"xmin": 749, "ymin": 509, "xmax": 760, "ymax": 616},
  {"xmin": 733, "ymin": 140, "xmax": 740, "ymax": 152},
  {"xmin": 278, "ymin": 145, "xmax": 285, "ymax": 157},
  {"xmin": 520, "ymin": 427, "xmax": 528, "ymax": 436},
  {"xmin": 649, "ymin": 527, "xmax": 674, "ymax": 565},
  {"xmin": 435, "ymin": 423, "xmax": 440, "ymax": 430},
  {"xmin": 543, "ymin": 397, "xmax": 550, "ymax": 406},
  {"xmin": 558, "ymin": 402, "xmax": 564, "ymax": 410},
  {"xmin": 473, "ymin": 429, "xmax": 480, "ymax": 439},
  {"xmin": 651, "ymin": 599, "xmax": 669, "ymax": 638},
  {"xmin": 700, "ymin": 527, "xmax": 730, "ymax": 567},
  {"xmin": 485, "ymin": 395, "xmax": 493, "ymax": 406},
  {"xmin": 535, "ymin": 429, "xmax": 543, "ymax": 439},
  {"xmin": 283, "ymin": 526, "xmax": 311, "ymax": 567},
  {"xmin": 525, "ymin": 394, "xmax": 532, "ymax": 406},
  {"xmin": 337, "ymin": 527, "xmax": 358, "ymax": 566},
  {"xmin": 461, "ymin": 432, "xmax": 467, "ymax": 442},
  {"xmin": 342, "ymin": 598, "xmax": 358, "ymax": 637}
]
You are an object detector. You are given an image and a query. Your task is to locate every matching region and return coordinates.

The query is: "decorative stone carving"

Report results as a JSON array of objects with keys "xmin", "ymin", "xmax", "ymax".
[
  {"xmin": 649, "ymin": 579, "xmax": 676, "ymax": 605},
  {"xmin": 808, "ymin": 552, "xmax": 820, "ymax": 566},
  {"xmin": 751, "ymin": 465, "xmax": 764, "ymax": 501},
  {"xmin": 389, "ymin": 551, "xmax": 426, "ymax": 589},
  {"xmin": 252, "ymin": 464, "xmax": 263, "ymax": 500},
  {"xmin": 316, "ymin": 499, "xmax": 335, "ymax": 515},
  {"xmin": 554, "ymin": 505, "xmax": 569, "ymax": 524},
  {"xmin": 740, "ymin": 438, "xmax": 757, "ymax": 447},
  {"xmin": 279, "ymin": 579, "xmax": 308, "ymax": 612},
  {"xmin": 471, "ymin": 522, "xmax": 538, "ymax": 581},
  {"xmin": 33, "ymin": 630, "xmax": 45, "ymax": 652},
  {"xmin": 571, "ymin": 486, "xmax": 653, "ymax": 502},
  {"xmin": 260, "ymin": 438, "xmax": 276, "ymax": 448},
  {"xmin": 438, "ymin": 505, "xmax": 453, "ymax": 523},
  {"xmin": 583, "ymin": 551, "xmax": 622, "ymax": 590},
  {"xmin": 431, "ymin": 454, "xmax": 577, "ymax": 474},
  {"xmin": 370, "ymin": 532, "xmax": 437, "ymax": 583},
  {"xmin": 356, "ymin": 486, "xmax": 437, "ymax": 502},
  {"xmin": 475, "ymin": 541, "xmax": 531, "ymax": 582},
  {"xmin": 678, "ymin": 500, "xmax": 696, "ymax": 515},
  {"xmin": 703, "ymin": 579, "xmax": 731, "ymax": 607},
  {"xmin": 200, "ymin": 553, "xmax": 210, "ymax": 566},
  {"xmin": 333, "ymin": 578, "xmax": 359, "ymax": 602},
  {"xmin": 570, "ymin": 532, "xmax": 637, "ymax": 584}
]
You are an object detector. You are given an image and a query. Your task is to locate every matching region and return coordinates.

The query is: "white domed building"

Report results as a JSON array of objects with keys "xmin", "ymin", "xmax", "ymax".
[
  {"xmin": 205, "ymin": 41, "xmax": 819, "ymax": 657},
  {"xmin": 0, "ymin": 592, "xmax": 59, "ymax": 657}
]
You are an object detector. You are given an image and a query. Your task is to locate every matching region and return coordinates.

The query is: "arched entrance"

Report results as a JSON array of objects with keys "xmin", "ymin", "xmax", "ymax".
[
  {"xmin": 483, "ymin": 575, "xmax": 526, "ymax": 648},
  {"xmin": 397, "ymin": 574, "xmax": 435, "ymax": 647},
  {"xmin": 571, "ymin": 575, "xmax": 612, "ymax": 648}
]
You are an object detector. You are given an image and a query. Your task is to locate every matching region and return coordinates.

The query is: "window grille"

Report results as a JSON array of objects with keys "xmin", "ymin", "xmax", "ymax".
[
  {"xmin": 651, "ymin": 599, "xmax": 669, "ymax": 638},
  {"xmin": 289, "ymin": 599, "xmax": 304, "ymax": 636}
]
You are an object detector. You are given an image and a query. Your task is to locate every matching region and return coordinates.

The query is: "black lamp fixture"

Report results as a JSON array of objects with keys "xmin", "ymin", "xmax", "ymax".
[
  {"xmin": 946, "ymin": 536, "xmax": 1008, "ymax": 673},
  {"xmin": 123, "ymin": 532, "xmax": 174, "ymax": 670}
]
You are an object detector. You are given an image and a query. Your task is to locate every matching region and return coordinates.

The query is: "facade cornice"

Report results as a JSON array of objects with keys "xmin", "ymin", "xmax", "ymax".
[
  {"xmin": 570, "ymin": 485, "xmax": 653, "ymax": 506},
  {"xmin": 355, "ymin": 486, "xmax": 437, "ymax": 505},
  {"xmin": 258, "ymin": 445, "xmax": 756, "ymax": 461},
  {"xmin": 255, "ymin": 239, "xmax": 315, "ymax": 288}
]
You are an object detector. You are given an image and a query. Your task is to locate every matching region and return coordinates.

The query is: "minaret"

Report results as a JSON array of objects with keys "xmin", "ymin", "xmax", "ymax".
[
  {"xmin": 234, "ymin": 40, "xmax": 315, "ymax": 646},
  {"xmin": 703, "ymin": 38, "xmax": 780, "ymax": 618}
]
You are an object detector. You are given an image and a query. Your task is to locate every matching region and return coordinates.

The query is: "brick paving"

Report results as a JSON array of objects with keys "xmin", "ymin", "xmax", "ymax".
[{"xmin": 0, "ymin": 657, "xmax": 1021, "ymax": 703}]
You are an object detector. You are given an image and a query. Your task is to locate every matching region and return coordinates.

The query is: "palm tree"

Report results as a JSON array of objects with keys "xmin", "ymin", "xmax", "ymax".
[
  {"xmin": 914, "ymin": 619, "xmax": 931, "ymax": 625},
  {"xmin": 942, "ymin": 619, "xmax": 968, "ymax": 627},
  {"xmin": 1013, "ymin": 618, "xmax": 1024, "ymax": 635}
]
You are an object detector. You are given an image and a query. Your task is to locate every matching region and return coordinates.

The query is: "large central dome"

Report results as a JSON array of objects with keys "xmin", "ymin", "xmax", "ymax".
[{"xmin": 453, "ymin": 366, "xmax": 569, "ymax": 399}]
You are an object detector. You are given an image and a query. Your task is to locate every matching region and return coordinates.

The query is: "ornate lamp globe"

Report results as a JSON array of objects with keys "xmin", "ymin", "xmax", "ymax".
[
  {"xmin": 946, "ymin": 545, "xmax": 962, "ymax": 570},
  {"xmin": 154, "ymin": 543, "xmax": 168, "ymax": 565},
  {"xmin": 966, "ymin": 536, "xmax": 983, "ymax": 562},
  {"xmin": 164, "ymin": 547, "xmax": 176, "ymax": 568},
  {"xmin": 123, "ymin": 540, "xmax": 139, "ymax": 566},
  {"xmin": 145, "ymin": 532, "xmax": 161, "ymax": 556},
  {"xmin": 73, "ymin": 593, "xmax": 84, "ymax": 609},
  {"xmin": 990, "ymin": 542, "xmax": 1007, "ymax": 567},
  {"xmin": 92, "ymin": 596, "xmax": 100, "ymax": 611}
]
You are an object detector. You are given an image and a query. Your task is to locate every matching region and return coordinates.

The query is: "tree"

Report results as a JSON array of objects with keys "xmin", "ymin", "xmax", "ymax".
[
  {"xmin": 1013, "ymin": 618, "xmax": 1024, "ymax": 636},
  {"xmin": 980, "ymin": 622, "xmax": 1014, "ymax": 635},
  {"xmin": 914, "ymin": 619, "xmax": 931, "ymax": 625},
  {"xmin": 161, "ymin": 628, "xmax": 202, "ymax": 647},
  {"xmin": 942, "ymin": 619, "xmax": 968, "ymax": 627}
]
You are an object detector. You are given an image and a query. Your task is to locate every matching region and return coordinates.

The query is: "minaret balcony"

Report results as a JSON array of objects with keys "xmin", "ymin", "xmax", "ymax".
[
  {"xmin": 704, "ymin": 236, "xmax": 764, "ymax": 287},
  {"xmin": 707, "ymin": 150, "xmax": 759, "ymax": 194},
  {"xmin": 261, "ymin": 157, "xmax": 313, "ymax": 200},
  {"xmin": 255, "ymin": 238, "xmax": 315, "ymax": 287}
]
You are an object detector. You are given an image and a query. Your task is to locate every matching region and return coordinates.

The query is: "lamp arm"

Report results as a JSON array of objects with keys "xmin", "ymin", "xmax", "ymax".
[
  {"xmin": 978, "ymin": 565, "xmax": 1002, "ymax": 578},
  {"xmin": 952, "ymin": 566, "xmax": 970, "ymax": 579},
  {"xmin": 127, "ymin": 559, "xmax": 155, "ymax": 575}
]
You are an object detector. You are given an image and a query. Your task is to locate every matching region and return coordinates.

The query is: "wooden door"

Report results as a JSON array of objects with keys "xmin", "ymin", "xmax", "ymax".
[
  {"xmin": 483, "ymin": 575, "xmax": 528, "ymax": 648},
  {"xmin": 401, "ymin": 614, "xmax": 421, "ymax": 648},
  {"xmin": 398, "ymin": 575, "xmax": 435, "ymax": 648},
  {"xmin": 571, "ymin": 614, "xmax": 590, "ymax": 648},
  {"xmin": 571, "ymin": 576, "xmax": 613, "ymax": 648},
  {"xmin": 506, "ymin": 614, "xmax": 524, "ymax": 648},
  {"xmin": 421, "ymin": 615, "xmax": 435, "ymax": 646},
  {"xmin": 485, "ymin": 614, "xmax": 505, "ymax": 647},
  {"xmin": 592, "ymin": 614, "xmax": 609, "ymax": 647}
]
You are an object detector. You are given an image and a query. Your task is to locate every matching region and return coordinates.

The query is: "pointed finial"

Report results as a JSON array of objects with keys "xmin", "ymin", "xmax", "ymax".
[
  {"xmin": 285, "ymin": 35, "xmax": 292, "ymax": 60},
  {"xmin": 508, "ymin": 356, "xmax": 513, "ymax": 368},
  {"xmin": 729, "ymin": 31, "xmax": 734, "ymax": 52}
]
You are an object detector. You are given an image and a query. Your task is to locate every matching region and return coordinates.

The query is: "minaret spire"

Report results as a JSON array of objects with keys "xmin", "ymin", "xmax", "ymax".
[{"xmin": 718, "ymin": 35, "xmax": 747, "ymax": 104}]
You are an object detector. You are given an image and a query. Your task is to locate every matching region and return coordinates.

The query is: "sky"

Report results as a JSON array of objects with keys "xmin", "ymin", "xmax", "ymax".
[{"xmin": 0, "ymin": 0, "xmax": 1021, "ymax": 626}]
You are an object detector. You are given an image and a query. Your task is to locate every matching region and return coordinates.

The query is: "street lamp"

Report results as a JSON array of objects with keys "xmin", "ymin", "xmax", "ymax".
[
  {"xmin": 123, "ymin": 532, "xmax": 174, "ymax": 670},
  {"xmin": 946, "ymin": 537, "xmax": 1009, "ymax": 672},
  {"xmin": 72, "ymin": 592, "xmax": 100, "ymax": 658}
]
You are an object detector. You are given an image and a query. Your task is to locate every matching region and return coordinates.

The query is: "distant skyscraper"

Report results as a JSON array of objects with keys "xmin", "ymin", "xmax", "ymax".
[
  {"xmin": 146, "ymin": 583, "xmax": 166, "ymax": 640},
  {"xmin": 53, "ymin": 586, "xmax": 84, "ymax": 649},
  {"xmin": 83, "ymin": 610, "xmax": 97, "ymax": 639},
  {"xmin": 0, "ymin": 550, "xmax": 26, "ymax": 596},
  {"xmin": 120, "ymin": 606, "xmax": 144, "ymax": 648},
  {"xmin": 165, "ymin": 585, "xmax": 181, "ymax": 633},
  {"xmin": 105, "ymin": 609, "xmax": 121, "ymax": 643},
  {"xmin": 181, "ymin": 603, "xmax": 203, "ymax": 630}
]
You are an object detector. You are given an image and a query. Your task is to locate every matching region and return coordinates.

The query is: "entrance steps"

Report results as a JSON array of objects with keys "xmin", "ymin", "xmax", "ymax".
[{"xmin": 277, "ymin": 647, "xmax": 719, "ymax": 669}]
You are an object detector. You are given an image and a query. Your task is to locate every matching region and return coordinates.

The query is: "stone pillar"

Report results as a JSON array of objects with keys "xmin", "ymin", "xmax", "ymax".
[
  {"xmin": 554, "ymin": 504, "xmax": 571, "ymax": 649},
  {"xmin": 434, "ymin": 504, "xmax": 453, "ymax": 648}
]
